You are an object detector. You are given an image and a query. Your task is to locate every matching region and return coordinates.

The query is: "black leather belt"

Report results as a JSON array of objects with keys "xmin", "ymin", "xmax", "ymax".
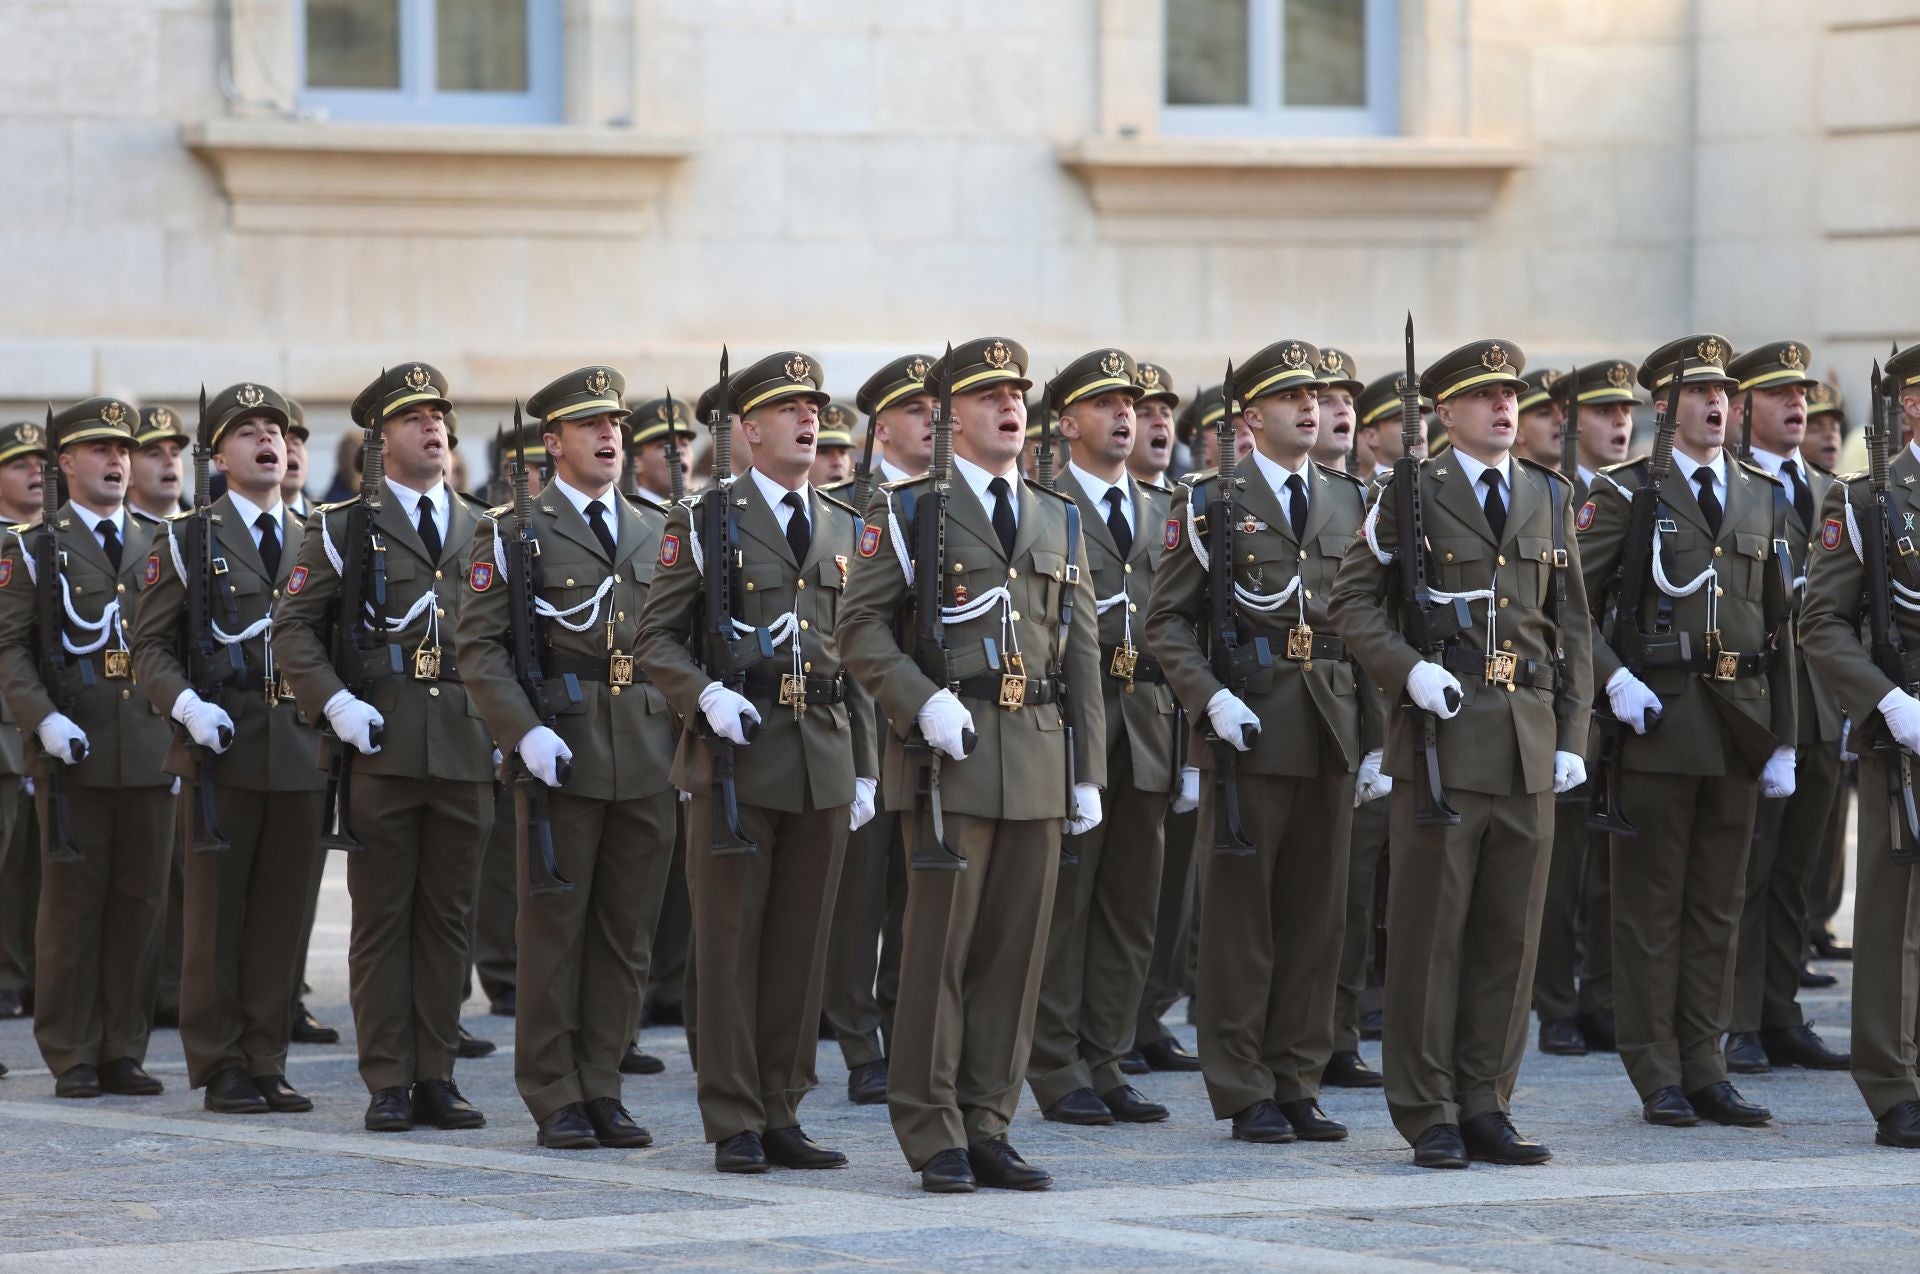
[
  {"xmin": 1110, "ymin": 648, "xmax": 1166, "ymax": 684},
  {"xmin": 956, "ymin": 673, "xmax": 1062, "ymax": 706},
  {"xmin": 1441, "ymin": 646, "xmax": 1558, "ymax": 692},
  {"xmin": 745, "ymin": 668, "xmax": 846, "ymax": 704},
  {"xmin": 1277, "ymin": 632, "xmax": 1346, "ymax": 662},
  {"xmin": 353, "ymin": 653, "xmax": 463, "ymax": 684},
  {"xmin": 1642, "ymin": 649, "xmax": 1768, "ymax": 680},
  {"xmin": 545, "ymin": 656, "xmax": 648, "ymax": 686}
]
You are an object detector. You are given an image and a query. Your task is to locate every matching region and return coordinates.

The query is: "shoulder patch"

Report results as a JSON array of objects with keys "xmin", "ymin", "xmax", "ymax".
[
  {"xmin": 144, "ymin": 553, "xmax": 161, "ymax": 586},
  {"xmin": 469, "ymin": 561, "xmax": 494, "ymax": 592},
  {"xmin": 1164, "ymin": 517, "xmax": 1181, "ymax": 550},
  {"xmin": 1821, "ymin": 517, "xmax": 1843, "ymax": 551},
  {"xmin": 858, "ymin": 523, "xmax": 882, "ymax": 558},
  {"xmin": 0, "ymin": 560, "xmax": 12, "ymax": 588},
  {"xmin": 659, "ymin": 534, "xmax": 681, "ymax": 568},
  {"xmin": 286, "ymin": 564, "xmax": 309, "ymax": 594},
  {"xmin": 1575, "ymin": 501, "xmax": 1596, "ymax": 532}
]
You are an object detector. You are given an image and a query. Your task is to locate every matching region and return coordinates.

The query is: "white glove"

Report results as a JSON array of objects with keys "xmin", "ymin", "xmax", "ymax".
[
  {"xmin": 516, "ymin": 724, "xmax": 572, "ymax": 787},
  {"xmin": 35, "ymin": 713, "xmax": 87, "ymax": 764},
  {"xmin": 1760, "ymin": 744, "xmax": 1796, "ymax": 799},
  {"xmin": 1204, "ymin": 688, "xmax": 1260, "ymax": 752},
  {"xmin": 1355, "ymin": 749, "xmax": 1392, "ymax": 805},
  {"xmin": 850, "ymin": 776, "xmax": 877, "ymax": 832},
  {"xmin": 1171, "ymin": 766, "xmax": 1200, "ymax": 814},
  {"xmin": 322, "ymin": 688, "xmax": 384, "ymax": 755},
  {"xmin": 1839, "ymin": 717, "xmax": 1857, "ymax": 764},
  {"xmin": 1552, "ymin": 750, "xmax": 1587, "ymax": 795},
  {"xmin": 1405, "ymin": 661, "xmax": 1463, "ymax": 719},
  {"xmin": 1879, "ymin": 688, "xmax": 1920, "ymax": 754},
  {"xmin": 697, "ymin": 681, "xmax": 761, "ymax": 747},
  {"xmin": 170, "ymin": 688, "xmax": 235, "ymax": 753},
  {"xmin": 491, "ymin": 747, "xmax": 504, "ymax": 770},
  {"xmin": 1605, "ymin": 668, "xmax": 1662, "ymax": 735},
  {"xmin": 1065, "ymin": 782, "xmax": 1103, "ymax": 837},
  {"xmin": 169, "ymin": 775, "xmax": 182, "ymax": 796},
  {"xmin": 915, "ymin": 687, "xmax": 976, "ymax": 761}
]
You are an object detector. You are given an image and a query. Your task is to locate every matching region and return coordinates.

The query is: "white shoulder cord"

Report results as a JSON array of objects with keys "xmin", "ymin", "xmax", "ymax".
[{"xmin": 1842, "ymin": 496, "xmax": 1920, "ymax": 611}]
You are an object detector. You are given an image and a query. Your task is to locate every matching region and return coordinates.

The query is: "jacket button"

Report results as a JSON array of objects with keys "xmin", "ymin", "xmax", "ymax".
[
  {"xmin": 1497, "ymin": 554, "xmax": 1507, "ymax": 566},
  {"xmin": 1445, "ymin": 552, "xmax": 1454, "ymax": 562},
  {"xmin": 954, "ymin": 562, "xmax": 965, "ymax": 573},
  {"xmin": 1502, "ymin": 639, "xmax": 1514, "ymax": 650},
  {"xmin": 120, "ymin": 688, "xmax": 130, "ymax": 701},
  {"xmin": 436, "ymin": 608, "xmax": 446, "ymax": 618},
  {"xmin": 611, "ymin": 685, "xmax": 621, "ymax": 696},
  {"xmin": 1010, "ymin": 610, "xmax": 1021, "ymax": 622},
  {"xmin": 614, "ymin": 574, "xmax": 622, "ymax": 584},
  {"xmin": 1008, "ymin": 567, "xmax": 1018, "ymax": 579},
  {"xmin": 1128, "ymin": 602, "xmax": 1138, "ymax": 613},
  {"xmin": 1298, "ymin": 550, "xmax": 1306, "ymax": 561},
  {"xmin": 429, "ymin": 686, "xmax": 440, "ymax": 697},
  {"xmin": 435, "ymin": 569, "xmax": 444, "ymax": 580},
  {"xmin": 745, "ymin": 581, "xmax": 755, "ymax": 591},
  {"xmin": 1713, "ymin": 546, "xmax": 1723, "ymax": 557},
  {"xmin": 116, "ymin": 583, "xmax": 125, "ymax": 593},
  {"xmin": 617, "ymin": 611, "xmax": 626, "ymax": 621},
  {"xmin": 804, "ymin": 660, "xmax": 813, "ymax": 673},
  {"xmin": 1497, "ymin": 597, "xmax": 1509, "ymax": 608},
  {"xmin": 565, "ymin": 577, "xmax": 576, "ymax": 587},
  {"xmin": 1714, "ymin": 586, "xmax": 1724, "ymax": 597},
  {"xmin": 797, "ymin": 578, "xmax": 806, "ymax": 589},
  {"xmin": 1246, "ymin": 553, "xmax": 1255, "ymax": 562},
  {"xmin": 1123, "ymin": 563, "xmax": 1133, "ymax": 574},
  {"xmin": 799, "ymin": 619, "xmax": 810, "ymax": 631}
]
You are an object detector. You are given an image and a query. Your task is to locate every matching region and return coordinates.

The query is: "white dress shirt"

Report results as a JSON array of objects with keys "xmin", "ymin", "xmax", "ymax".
[
  {"xmin": 68, "ymin": 503, "xmax": 127, "ymax": 556},
  {"xmin": 1068, "ymin": 462, "xmax": 1134, "ymax": 536},
  {"xmin": 222, "ymin": 487, "xmax": 286, "ymax": 552},
  {"xmin": 1671, "ymin": 448, "xmax": 1727, "ymax": 503},
  {"xmin": 382, "ymin": 476, "xmax": 448, "ymax": 548},
  {"xmin": 549, "ymin": 475, "xmax": 617, "ymax": 528},
  {"xmin": 1248, "ymin": 447, "xmax": 1313, "ymax": 519},
  {"xmin": 953, "ymin": 452, "xmax": 1019, "ymax": 530},
  {"xmin": 749, "ymin": 467, "xmax": 811, "ymax": 534}
]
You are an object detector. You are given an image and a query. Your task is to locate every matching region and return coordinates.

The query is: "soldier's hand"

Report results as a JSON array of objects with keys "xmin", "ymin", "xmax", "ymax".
[
  {"xmin": 1405, "ymin": 662, "xmax": 1464, "ymax": 719},
  {"xmin": 1605, "ymin": 669, "xmax": 1662, "ymax": 735},
  {"xmin": 915, "ymin": 688, "xmax": 975, "ymax": 760},
  {"xmin": 1552, "ymin": 750, "xmax": 1587, "ymax": 795},
  {"xmin": 1760, "ymin": 745, "xmax": 1796, "ymax": 799},
  {"xmin": 1355, "ymin": 749, "xmax": 1393, "ymax": 804},
  {"xmin": 516, "ymin": 725, "xmax": 572, "ymax": 787},
  {"xmin": 170, "ymin": 689, "xmax": 235, "ymax": 754},
  {"xmin": 1204, "ymin": 688, "xmax": 1261, "ymax": 750},
  {"xmin": 697, "ymin": 682, "xmax": 761, "ymax": 746},
  {"xmin": 323, "ymin": 689, "xmax": 385, "ymax": 755},
  {"xmin": 34, "ymin": 713, "xmax": 88, "ymax": 764},
  {"xmin": 1065, "ymin": 782, "xmax": 1103, "ymax": 836},
  {"xmin": 1171, "ymin": 766, "xmax": 1200, "ymax": 814},
  {"xmin": 1878, "ymin": 688, "xmax": 1920, "ymax": 754},
  {"xmin": 849, "ymin": 776, "xmax": 878, "ymax": 831}
]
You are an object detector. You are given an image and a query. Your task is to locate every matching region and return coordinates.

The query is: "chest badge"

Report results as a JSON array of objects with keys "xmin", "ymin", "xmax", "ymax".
[{"xmin": 835, "ymin": 553, "xmax": 848, "ymax": 585}]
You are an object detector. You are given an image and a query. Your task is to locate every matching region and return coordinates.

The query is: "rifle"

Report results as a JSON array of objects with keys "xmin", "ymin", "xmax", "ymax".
[
  {"xmin": 665, "ymin": 388, "xmax": 688, "ymax": 504},
  {"xmin": 1034, "ymin": 377, "xmax": 1078, "ymax": 865},
  {"xmin": 1560, "ymin": 366, "xmax": 1580, "ymax": 478},
  {"xmin": 487, "ymin": 426, "xmax": 508, "ymax": 507},
  {"xmin": 1203, "ymin": 359, "xmax": 1266, "ymax": 855},
  {"xmin": 507, "ymin": 403, "xmax": 575, "ymax": 895},
  {"xmin": 1737, "ymin": 389, "xmax": 1754, "ymax": 463},
  {"xmin": 619, "ymin": 426, "xmax": 639, "ymax": 501},
  {"xmin": 851, "ymin": 396, "xmax": 881, "ymax": 516},
  {"xmin": 1864, "ymin": 361, "xmax": 1920, "ymax": 862},
  {"xmin": 33, "ymin": 405, "xmax": 82, "ymax": 863},
  {"xmin": 1586, "ymin": 354, "xmax": 1688, "ymax": 834},
  {"xmin": 903, "ymin": 342, "xmax": 973, "ymax": 869},
  {"xmin": 695, "ymin": 348, "xmax": 773, "ymax": 854},
  {"xmin": 1393, "ymin": 316, "xmax": 1467, "ymax": 827},
  {"xmin": 179, "ymin": 387, "xmax": 238, "ymax": 853}
]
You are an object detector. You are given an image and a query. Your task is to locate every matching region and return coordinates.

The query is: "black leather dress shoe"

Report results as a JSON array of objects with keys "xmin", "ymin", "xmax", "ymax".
[
  {"xmin": 253, "ymin": 1074, "xmax": 312, "ymax": 1113},
  {"xmin": 0, "ymin": 989, "xmax": 23, "ymax": 1019},
  {"xmin": 55, "ymin": 1064, "xmax": 101, "ymax": 1100},
  {"xmin": 205, "ymin": 1067, "xmax": 268, "ymax": 1114},
  {"xmin": 1813, "ymin": 932, "xmax": 1852, "ymax": 962},
  {"xmin": 1139, "ymin": 1038, "xmax": 1203, "ymax": 1072},
  {"xmin": 715, "ymin": 1130, "xmax": 767, "ymax": 1173},
  {"xmin": 1359, "ymin": 1007, "xmax": 1383, "ymax": 1041},
  {"xmin": 1229, "ymin": 1099, "xmax": 1296, "ymax": 1144},
  {"xmin": 1724, "ymin": 1031, "xmax": 1772, "ymax": 1074},
  {"xmin": 1278, "ymin": 1099, "xmax": 1347, "ymax": 1142},
  {"xmin": 1102, "ymin": 1084, "xmax": 1169, "ymax": 1123},
  {"xmin": 1043, "ymin": 1087, "xmax": 1115, "ymax": 1125},
  {"xmin": 1761, "ymin": 1023, "xmax": 1850, "ymax": 1070},
  {"xmin": 1322, "ymin": 1050, "xmax": 1385, "ymax": 1089},
  {"xmin": 847, "ymin": 1058, "xmax": 888, "ymax": 1105},
  {"xmin": 620, "ymin": 1043, "xmax": 664, "ymax": 1075},
  {"xmin": 1576, "ymin": 1009, "xmax": 1617, "ymax": 1052},
  {"xmin": 1641, "ymin": 1086, "xmax": 1698, "ymax": 1127},
  {"xmin": 365, "ymin": 1086, "xmax": 414, "ymax": 1132},
  {"xmin": 456, "ymin": 1026, "xmax": 497, "ymax": 1059},
  {"xmin": 537, "ymin": 1103, "xmax": 600, "ymax": 1150},
  {"xmin": 290, "ymin": 1004, "xmax": 340, "ymax": 1045},
  {"xmin": 1412, "ymin": 1124, "xmax": 1467, "ymax": 1169},
  {"xmin": 99, "ymin": 1058, "xmax": 163, "ymax": 1096},
  {"xmin": 584, "ymin": 1097, "xmax": 653, "ymax": 1148},
  {"xmin": 1538, "ymin": 1018, "xmax": 1589, "ymax": 1056},
  {"xmin": 1686, "ymin": 1080, "xmax": 1771, "ymax": 1126},
  {"xmin": 919, "ymin": 1147, "xmax": 976, "ymax": 1193},
  {"xmin": 488, "ymin": 988, "xmax": 517, "ymax": 1017},
  {"xmin": 968, "ymin": 1138, "xmax": 1051, "ymax": 1190},
  {"xmin": 413, "ymin": 1079, "xmax": 485, "ymax": 1129},
  {"xmin": 1119, "ymin": 1049, "xmax": 1150, "ymax": 1075},
  {"xmin": 1876, "ymin": 1099, "xmax": 1920, "ymax": 1148},
  {"xmin": 764, "ymin": 1125, "xmax": 848, "ymax": 1169},
  {"xmin": 1461, "ymin": 1111, "xmax": 1551, "ymax": 1165},
  {"xmin": 1799, "ymin": 962, "xmax": 1838, "ymax": 989}
]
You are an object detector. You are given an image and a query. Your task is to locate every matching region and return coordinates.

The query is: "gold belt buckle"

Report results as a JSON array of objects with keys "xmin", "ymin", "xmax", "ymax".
[
  {"xmin": 1713, "ymin": 650, "xmax": 1740, "ymax": 682},
  {"xmin": 1000, "ymin": 651, "xmax": 1028, "ymax": 711},
  {"xmin": 779, "ymin": 672, "xmax": 807, "ymax": 715},
  {"xmin": 1286, "ymin": 624, "xmax": 1315, "ymax": 663},
  {"xmin": 413, "ymin": 645, "xmax": 441, "ymax": 681},
  {"xmin": 609, "ymin": 652, "xmax": 635, "ymax": 687},
  {"xmin": 1109, "ymin": 642, "xmax": 1138, "ymax": 683},
  {"xmin": 103, "ymin": 650, "xmax": 130, "ymax": 680},
  {"xmin": 1485, "ymin": 651, "xmax": 1517, "ymax": 687},
  {"xmin": 276, "ymin": 673, "xmax": 295, "ymax": 702}
]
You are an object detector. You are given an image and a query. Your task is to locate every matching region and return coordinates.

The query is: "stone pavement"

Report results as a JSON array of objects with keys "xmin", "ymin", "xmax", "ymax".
[{"xmin": 0, "ymin": 858, "xmax": 1910, "ymax": 1272}]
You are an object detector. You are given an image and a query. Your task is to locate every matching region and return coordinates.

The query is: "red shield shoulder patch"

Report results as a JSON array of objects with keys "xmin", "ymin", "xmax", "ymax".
[
  {"xmin": 858, "ymin": 524, "xmax": 881, "ymax": 558},
  {"xmin": 1164, "ymin": 517, "xmax": 1180, "ymax": 551},
  {"xmin": 1575, "ymin": 500, "xmax": 1596, "ymax": 532},
  {"xmin": 469, "ymin": 561, "xmax": 494, "ymax": 592},
  {"xmin": 144, "ymin": 554, "xmax": 160, "ymax": 586},
  {"xmin": 0, "ymin": 560, "xmax": 12, "ymax": 589},
  {"xmin": 286, "ymin": 564, "xmax": 309, "ymax": 594},
  {"xmin": 660, "ymin": 534, "xmax": 681, "ymax": 567},
  {"xmin": 1821, "ymin": 517, "xmax": 1843, "ymax": 552}
]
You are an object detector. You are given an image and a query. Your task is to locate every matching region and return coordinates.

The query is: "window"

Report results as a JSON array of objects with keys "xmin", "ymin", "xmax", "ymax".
[
  {"xmin": 298, "ymin": 0, "xmax": 562, "ymax": 125},
  {"xmin": 1163, "ymin": 0, "xmax": 1397, "ymax": 137}
]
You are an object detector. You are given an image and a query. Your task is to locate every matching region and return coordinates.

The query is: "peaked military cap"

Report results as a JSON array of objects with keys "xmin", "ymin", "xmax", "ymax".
[
  {"xmin": 1315, "ymin": 347, "xmax": 1364, "ymax": 397},
  {"xmin": 1560, "ymin": 359, "xmax": 1643, "ymax": 407},
  {"xmin": 1234, "ymin": 339, "xmax": 1328, "ymax": 405},
  {"xmin": 1355, "ymin": 371, "xmax": 1430, "ymax": 430},
  {"xmin": 352, "ymin": 362, "xmax": 453, "ymax": 428},
  {"xmin": 1132, "ymin": 361, "xmax": 1179, "ymax": 407},
  {"xmin": 202, "ymin": 382, "xmax": 291, "ymax": 449},
  {"xmin": 1887, "ymin": 344, "xmax": 1920, "ymax": 395},
  {"xmin": 1051, "ymin": 348, "xmax": 1143, "ymax": 410},
  {"xmin": 1421, "ymin": 339, "xmax": 1527, "ymax": 403},
  {"xmin": 490, "ymin": 429, "xmax": 547, "ymax": 471},
  {"xmin": 284, "ymin": 397, "xmax": 309, "ymax": 441},
  {"xmin": 135, "ymin": 404, "xmax": 191, "ymax": 449},
  {"xmin": 528, "ymin": 365, "xmax": 629, "ymax": 427},
  {"xmin": 628, "ymin": 395, "xmax": 697, "ymax": 448},
  {"xmin": 817, "ymin": 401, "xmax": 859, "ymax": 449},
  {"xmin": 1638, "ymin": 334, "xmax": 1737, "ymax": 392},
  {"xmin": 856, "ymin": 354, "xmax": 936, "ymax": 417},
  {"xmin": 729, "ymin": 351, "xmax": 829, "ymax": 414},
  {"xmin": 0, "ymin": 420, "xmax": 51, "ymax": 466},
  {"xmin": 52, "ymin": 397, "xmax": 139, "ymax": 450},
  {"xmin": 694, "ymin": 378, "xmax": 732, "ymax": 427},
  {"xmin": 1176, "ymin": 383, "xmax": 1229, "ymax": 445},
  {"xmin": 1728, "ymin": 340, "xmax": 1819, "ymax": 393},
  {"xmin": 1025, "ymin": 391, "xmax": 1060, "ymax": 441},
  {"xmin": 926, "ymin": 337, "xmax": 1032, "ymax": 397},
  {"xmin": 1517, "ymin": 368, "xmax": 1565, "ymax": 414},
  {"xmin": 1806, "ymin": 381, "xmax": 1844, "ymax": 418}
]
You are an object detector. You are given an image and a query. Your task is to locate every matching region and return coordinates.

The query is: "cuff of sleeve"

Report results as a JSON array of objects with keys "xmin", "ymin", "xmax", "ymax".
[{"xmin": 169, "ymin": 688, "xmax": 202, "ymax": 724}]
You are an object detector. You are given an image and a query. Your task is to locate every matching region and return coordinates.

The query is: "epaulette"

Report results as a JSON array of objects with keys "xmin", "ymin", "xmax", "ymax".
[
  {"xmin": 880, "ymin": 474, "xmax": 929, "ymax": 491},
  {"xmin": 1312, "ymin": 460, "xmax": 1365, "ymax": 489},
  {"xmin": 1733, "ymin": 457, "xmax": 1784, "ymax": 486},
  {"xmin": 1598, "ymin": 457, "xmax": 1646, "ymax": 476},
  {"xmin": 1026, "ymin": 479, "xmax": 1076, "ymax": 504},
  {"xmin": 1838, "ymin": 470, "xmax": 1871, "ymax": 485},
  {"xmin": 816, "ymin": 488, "xmax": 858, "ymax": 518},
  {"xmin": 818, "ymin": 478, "xmax": 854, "ymax": 496},
  {"xmin": 7, "ymin": 522, "xmax": 29, "ymax": 535},
  {"xmin": 1136, "ymin": 477, "xmax": 1176, "ymax": 496},
  {"xmin": 456, "ymin": 489, "xmax": 491, "ymax": 509},
  {"xmin": 165, "ymin": 508, "xmax": 194, "ymax": 522},
  {"xmin": 1806, "ymin": 458, "xmax": 1836, "ymax": 478},
  {"xmin": 483, "ymin": 503, "xmax": 512, "ymax": 521},
  {"xmin": 1182, "ymin": 469, "xmax": 1219, "ymax": 488},
  {"xmin": 128, "ymin": 507, "xmax": 161, "ymax": 524}
]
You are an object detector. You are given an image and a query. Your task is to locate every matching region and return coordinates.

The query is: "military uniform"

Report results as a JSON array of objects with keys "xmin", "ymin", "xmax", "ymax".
[
  {"xmin": 272, "ymin": 363, "xmax": 500, "ymax": 1125},
  {"xmin": 0, "ymin": 420, "xmax": 48, "ymax": 1023},
  {"xmin": 1577, "ymin": 335, "xmax": 1797, "ymax": 1125},
  {"xmin": 1329, "ymin": 339, "xmax": 1594, "ymax": 1164},
  {"xmin": 454, "ymin": 365, "xmax": 677, "ymax": 1148},
  {"xmin": 838, "ymin": 336, "xmax": 1106, "ymax": 1190}
]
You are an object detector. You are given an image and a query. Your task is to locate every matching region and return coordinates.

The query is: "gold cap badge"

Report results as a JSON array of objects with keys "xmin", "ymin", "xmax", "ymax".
[
  {"xmin": 1481, "ymin": 344, "xmax": 1514, "ymax": 373},
  {"xmin": 1138, "ymin": 364, "xmax": 1162, "ymax": 390},
  {"xmin": 404, "ymin": 365, "xmax": 431, "ymax": 391},
  {"xmin": 984, "ymin": 340, "xmax": 1012, "ymax": 370},
  {"xmin": 1607, "ymin": 362, "xmax": 1633, "ymax": 388},
  {"xmin": 586, "ymin": 367, "xmax": 610, "ymax": 395},
  {"xmin": 906, "ymin": 357, "xmax": 928, "ymax": 383},
  {"xmin": 1780, "ymin": 344, "xmax": 1805, "ymax": 371},
  {"xmin": 1696, "ymin": 337, "xmax": 1724, "ymax": 366},
  {"xmin": 1280, "ymin": 343, "xmax": 1308, "ymax": 370},
  {"xmin": 1100, "ymin": 350, "xmax": 1125, "ymax": 377},
  {"xmin": 785, "ymin": 355, "xmax": 812, "ymax": 383},
  {"xmin": 235, "ymin": 384, "xmax": 264, "ymax": 409},
  {"xmin": 102, "ymin": 401, "xmax": 128, "ymax": 425}
]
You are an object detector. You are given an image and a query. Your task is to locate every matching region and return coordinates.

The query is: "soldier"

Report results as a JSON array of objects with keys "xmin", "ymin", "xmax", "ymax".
[
  {"xmin": 1578, "ymin": 334, "xmax": 1797, "ymax": 1129},
  {"xmin": 637, "ymin": 349, "xmax": 877, "ymax": 1174},
  {"xmin": 129, "ymin": 407, "xmax": 188, "ymax": 521},
  {"xmin": 1800, "ymin": 380, "xmax": 1851, "ymax": 962},
  {"xmin": 1513, "ymin": 370, "xmax": 1568, "ymax": 469},
  {"xmin": 838, "ymin": 336, "xmax": 1105, "ymax": 1193},
  {"xmin": 271, "ymin": 363, "xmax": 500, "ymax": 1132},
  {"xmin": 1147, "ymin": 340, "xmax": 1372, "ymax": 1145},
  {"xmin": 1024, "ymin": 349, "xmax": 1176, "ymax": 1127},
  {"xmin": 0, "ymin": 420, "xmax": 49, "ymax": 1024},
  {"xmin": 1329, "ymin": 338, "xmax": 1594, "ymax": 1167},
  {"xmin": 1802, "ymin": 384, "xmax": 1846, "ymax": 475},
  {"xmin": 1127, "ymin": 363, "xmax": 1178, "ymax": 486},
  {"xmin": 1350, "ymin": 370, "xmax": 1425, "ymax": 483},
  {"xmin": 282, "ymin": 400, "xmax": 314, "ymax": 519},
  {"xmin": 810, "ymin": 402, "xmax": 858, "ymax": 487},
  {"xmin": 455, "ymin": 365, "xmax": 676, "ymax": 1151},
  {"xmin": 1800, "ymin": 343, "xmax": 1920, "ymax": 1147},
  {"xmin": 626, "ymin": 396, "xmax": 696, "ymax": 510},
  {"xmin": 1311, "ymin": 347, "xmax": 1363, "ymax": 472},
  {"xmin": 0, "ymin": 399, "xmax": 174, "ymax": 1098}
]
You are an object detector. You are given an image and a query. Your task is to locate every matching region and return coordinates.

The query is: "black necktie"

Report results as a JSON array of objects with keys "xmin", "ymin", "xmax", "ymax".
[
  {"xmin": 1479, "ymin": 470, "xmax": 1506, "ymax": 542},
  {"xmin": 988, "ymin": 476, "xmax": 1016, "ymax": 558},
  {"xmin": 586, "ymin": 499, "xmax": 617, "ymax": 561},
  {"xmin": 1285, "ymin": 473, "xmax": 1308, "ymax": 542},
  {"xmin": 98, "ymin": 518, "xmax": 122, "ymax": 573},
  {"xmin": 255, "ymin": 512, "xmax": 281, "ymax": 580},
  {"xmin": 1104, "ymin": 488, "xmax": 1132, "ymax": 559},
  {"xmin": 1695, "ymin": 469, "xmax": 1723, "ymax": 537},
  {"xmin": 782, "ymin": 491, "xmax": 811, "ymax": 564},
  {"xmin": 1781, "ymin": 458, "xmax": 1813, "ymax": 530},
  {"xmin": 415, "ymin": 496, "xmax": 441, "ymax": 564}
]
